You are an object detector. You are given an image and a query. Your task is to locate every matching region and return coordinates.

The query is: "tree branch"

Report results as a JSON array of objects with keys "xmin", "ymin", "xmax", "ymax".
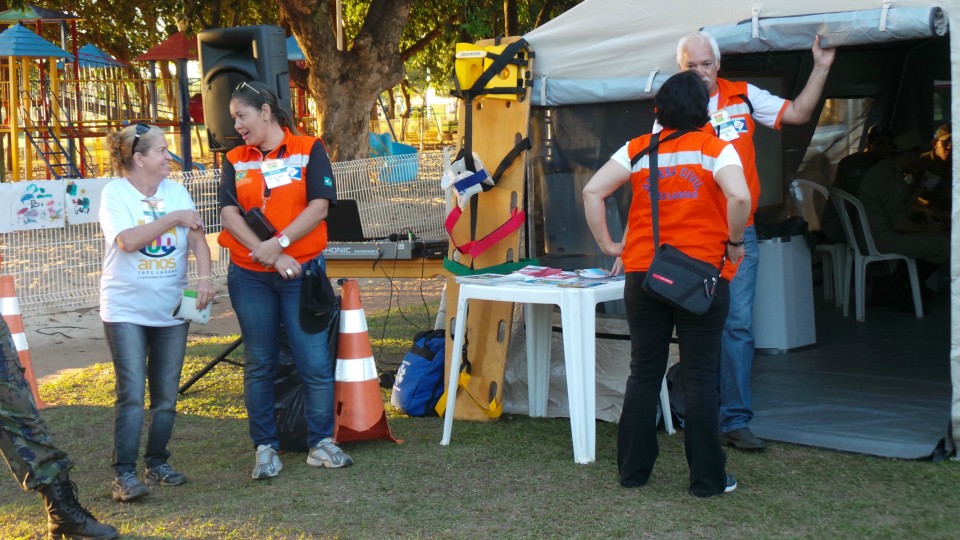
[
  {"xmin": 534, "ymin": 0, "xmax": 559, "ymax": 28},
  {"xmin": 400, "ymin": 13, "xmax": 463, "ymax": 62}
]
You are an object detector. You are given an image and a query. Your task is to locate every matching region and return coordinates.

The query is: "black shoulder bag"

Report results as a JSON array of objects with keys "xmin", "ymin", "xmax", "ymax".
[
  {"xmin": 223, "ymin": 188, "xmax": 277, "ymax": 241},
  {"xmin": 636, "ymin": 131, "xmax": 725, "ymax": 315}
]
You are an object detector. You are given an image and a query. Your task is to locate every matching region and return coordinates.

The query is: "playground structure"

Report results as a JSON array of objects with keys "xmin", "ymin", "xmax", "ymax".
[
  {"xmin": 0, "ymin": 13, "xmax": 456, "ymax": 183},
  {"xmin": 0, "ymin": 5, "xmax": 212, "ymax": 180}
]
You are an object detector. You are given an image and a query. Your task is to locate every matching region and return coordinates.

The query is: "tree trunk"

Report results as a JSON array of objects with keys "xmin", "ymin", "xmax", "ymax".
[{"xmin": 277, "ymin": 0, "xmax": 413, "ymax": 162}]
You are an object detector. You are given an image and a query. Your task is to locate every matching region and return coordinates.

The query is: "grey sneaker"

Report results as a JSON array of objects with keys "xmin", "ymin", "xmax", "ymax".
[
  {"xmin": 111, "ymin": 471, "xmax": 149, "ymax": 502},
  {"xmin": 252, "ymin": 444, "xmax": 282, "ymax": 480},
  {"xmin": 144, "ymin": 463, "xmax": 188, "ymax": 486},
  {"xmin": 306, "ymin": 438, "xmax": 353, "ymax": 469}
]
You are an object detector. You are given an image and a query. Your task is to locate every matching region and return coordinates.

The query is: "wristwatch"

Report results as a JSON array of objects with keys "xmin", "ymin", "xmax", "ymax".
[
  {"xmin": 726, "ymin": 238, "xmax": 745, "ymax": 247},
  {"xmin": 276, "ymin": 232, "xmax": 291, "ymax": 248}
]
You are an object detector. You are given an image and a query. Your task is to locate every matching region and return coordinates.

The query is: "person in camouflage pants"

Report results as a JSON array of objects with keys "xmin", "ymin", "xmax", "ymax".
[{"xmin": 0, "ymin": 317, "xmax": 118, "ymax": 540}]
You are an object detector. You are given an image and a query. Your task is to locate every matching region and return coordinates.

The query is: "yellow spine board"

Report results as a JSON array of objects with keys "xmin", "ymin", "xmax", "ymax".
[{"xmin": 445, "ymin": 37, "xmax": 531, "ymax": 421}]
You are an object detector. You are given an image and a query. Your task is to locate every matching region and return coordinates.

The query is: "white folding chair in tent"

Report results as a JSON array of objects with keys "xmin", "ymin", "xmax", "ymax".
[
  {"xmin": 787, "ymin": 179, "xmax": 847, "ymax": 308},
  {"xmin": 828, "ymin": 186, "xmax": 923, "ymax": 321}
]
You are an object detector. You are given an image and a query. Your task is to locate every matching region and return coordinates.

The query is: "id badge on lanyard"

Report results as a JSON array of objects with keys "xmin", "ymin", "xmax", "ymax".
[
  {"xmin": 709, "ymin": 110, "xmax": 739, "ymax": 142},
  {"xmin": 261, "ymin": 158, "xmax": 292, "ymax": 189}
]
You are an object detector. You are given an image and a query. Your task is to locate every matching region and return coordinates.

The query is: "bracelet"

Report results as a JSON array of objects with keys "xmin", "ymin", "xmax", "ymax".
[
  {"xmin": 726, "ymin": 238, "xmax": 745, "ymax": 247},
  {"xmin": 197, "ymin": 276, "xmax": 214, "ymax": 281}
]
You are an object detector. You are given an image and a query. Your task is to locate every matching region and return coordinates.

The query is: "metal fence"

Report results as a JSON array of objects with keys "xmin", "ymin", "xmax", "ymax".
[{"xmin": 1, "ymin": 150, "xmax": 447, "ymax": 314}]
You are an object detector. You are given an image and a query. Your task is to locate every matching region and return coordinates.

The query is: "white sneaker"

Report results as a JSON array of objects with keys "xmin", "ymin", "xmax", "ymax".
[
  {"xmin": 252, "ymin": 444, "xmax": 282, "ymax": 479},
  {"xmin": 306, "ymin": 438, "xmax": 354, "ymax": 468}
]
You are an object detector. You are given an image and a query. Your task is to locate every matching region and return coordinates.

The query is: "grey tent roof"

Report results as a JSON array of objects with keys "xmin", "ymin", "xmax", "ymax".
[{"xmin": 0, "ymin": 23, "xmax": 72, "ymax": 59}]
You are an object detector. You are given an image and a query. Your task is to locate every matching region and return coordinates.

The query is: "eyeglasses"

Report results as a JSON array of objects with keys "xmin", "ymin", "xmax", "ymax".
[{"xmin": 131, "ymin": 123, "xmax": 150, "ymax": 154}]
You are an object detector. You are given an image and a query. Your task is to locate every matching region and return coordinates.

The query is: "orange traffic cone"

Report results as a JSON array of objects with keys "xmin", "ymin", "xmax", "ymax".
[
  {"xmin": 333, "ymin": 279, "xmax": 400, "ymax": 444},
  {"xmin": 1, "ymin": 275, "xmax": 48, "ymax": 409}
]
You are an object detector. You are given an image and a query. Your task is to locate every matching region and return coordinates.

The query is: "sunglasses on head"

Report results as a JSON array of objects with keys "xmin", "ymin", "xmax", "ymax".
[
  {"xmin": 235, "ymin": 81, "xmax": 264, "ymax": 97},
  {"xmin": 131, "ymin": 123, "xmax": 150, "ymax": 154}
]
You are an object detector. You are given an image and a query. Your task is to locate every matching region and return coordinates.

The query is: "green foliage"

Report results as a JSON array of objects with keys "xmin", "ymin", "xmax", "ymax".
[
  {"xmin": 28, "ymin": 0, "xmax": 280, "ymax": 64},
  {"xmin": 402, "ymin": 0, "xmax": 584, "ymax": 95}
]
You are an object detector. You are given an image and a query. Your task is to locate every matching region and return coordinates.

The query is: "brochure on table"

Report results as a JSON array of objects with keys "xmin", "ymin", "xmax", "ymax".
[{"xmin": 456, "ymin": 265, "xmax": 624, "ymax": 288}]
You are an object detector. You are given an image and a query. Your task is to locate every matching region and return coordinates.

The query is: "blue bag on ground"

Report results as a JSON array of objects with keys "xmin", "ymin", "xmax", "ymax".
[{"xmin": 391, "ymin": 329, "xmax": 445, "ymax": 416}]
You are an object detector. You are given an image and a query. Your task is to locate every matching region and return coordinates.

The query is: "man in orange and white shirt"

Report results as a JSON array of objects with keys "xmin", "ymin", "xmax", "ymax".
[{"xmin": 676, "ymin": 31, "xmax": 835, "ymax": 451}]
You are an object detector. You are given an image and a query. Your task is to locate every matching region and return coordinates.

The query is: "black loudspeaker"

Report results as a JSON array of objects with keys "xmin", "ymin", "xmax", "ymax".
[{"xmin": 198, "ymin": 25, "xmax": 290, "ymax": 152}]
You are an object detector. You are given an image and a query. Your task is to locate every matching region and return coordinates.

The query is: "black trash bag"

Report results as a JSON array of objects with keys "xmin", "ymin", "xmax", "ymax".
[
  {"xmin": 274, "ymin": 360, "xmax": 309, "ymax": 453},
  {"xmin": 273, "ymin": 297, "xmax": 341, "ymax": 453}
]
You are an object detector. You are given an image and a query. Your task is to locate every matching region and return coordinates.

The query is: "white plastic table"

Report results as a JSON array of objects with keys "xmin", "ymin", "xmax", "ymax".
[{"xmin": 439, "ymin": 278, "xmax": 674, "ymax": 464}]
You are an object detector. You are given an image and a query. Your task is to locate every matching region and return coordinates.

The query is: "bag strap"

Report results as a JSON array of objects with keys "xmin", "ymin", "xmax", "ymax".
[
  {"xmin": 445, "ymin": 205, "xmax": 526, "ymax": 259},
  {"xmin": 631, "ymin": 129, "xmax": 692, "ymax": 248},
  {"xmin": 223, "ymin": 188, "xmax": 249, "ymax": 218},
  {"xmin": 644, "ymin": 130, "xmax": 726, "ymax": 274},
  {"xmin": 630, "ymin": 129, "xmax": 691, "ymax": 167},
  {"xmin": 434, "ymin": 370, "xmax": 503, "ymax": 419},
  {"xmin": 442, "ymin": 257, "xmax": 539, "ymax": 277},
  {"xmin": 454, "ymin": 39, "xmax": 530, "ymax": 173}
]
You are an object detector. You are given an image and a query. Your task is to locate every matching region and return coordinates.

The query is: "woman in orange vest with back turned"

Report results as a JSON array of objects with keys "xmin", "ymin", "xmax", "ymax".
[
  {"xmin": 219, "ymin": 81, "xmax": 352, "ymax": 480},
  {"xmin": 582, "ymin": 71, "xmax": 750, "ymax": 497}
]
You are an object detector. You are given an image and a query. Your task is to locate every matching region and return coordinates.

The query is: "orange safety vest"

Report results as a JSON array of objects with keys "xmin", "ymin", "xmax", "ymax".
[
  {"xmin": 710, "ymin": 78, "xmax": 786, "ymax": 225},
  {"xmin": 218, "ymin": 128, "xmax": 330, "ymax": 271},
  {"xmin": 622, "ymin": 129, "xmax": 737, "ymax": 281}
]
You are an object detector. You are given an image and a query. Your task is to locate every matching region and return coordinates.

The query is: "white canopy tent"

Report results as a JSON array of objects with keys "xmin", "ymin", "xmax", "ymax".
[{"xmin": 518, "ymin": 0, "xmax": 959, "ymax": 454}]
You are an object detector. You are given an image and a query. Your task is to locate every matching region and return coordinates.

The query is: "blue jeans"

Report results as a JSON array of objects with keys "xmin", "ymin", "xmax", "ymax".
[
  {"xmin": 718, "ymin": 225, "xmax": 758, "ymax": 433},
  {"xmin": 103, "ymin": 321, "xmax": 189, "ymax": 475},
  {"xmin": 619, "ymin": 272, "xmax": 730, "ymax": 497},
  {"xmin": 228, "ymin": 261, "xmax": 334, "ymax": 450}
]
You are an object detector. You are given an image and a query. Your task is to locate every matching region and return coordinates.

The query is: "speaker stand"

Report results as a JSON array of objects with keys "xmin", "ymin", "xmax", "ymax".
[{"xmin": 178, "ymin": 336, "xmax": 244, "ymax": 395}]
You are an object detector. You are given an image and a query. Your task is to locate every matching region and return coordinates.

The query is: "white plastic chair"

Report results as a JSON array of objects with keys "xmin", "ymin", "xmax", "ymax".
[
  {"xmin": 787, "ymin": 179, "xmax": 847, "ymax": 307},
  {"xmin": 828, "ymin": 187, "xmax": 923, "ymax": 321}
]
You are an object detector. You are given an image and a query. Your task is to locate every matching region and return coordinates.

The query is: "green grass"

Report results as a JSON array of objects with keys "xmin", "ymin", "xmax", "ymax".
[{"xmin": 2, "ymin": 304, "xmax": 959, "ymax": 539}]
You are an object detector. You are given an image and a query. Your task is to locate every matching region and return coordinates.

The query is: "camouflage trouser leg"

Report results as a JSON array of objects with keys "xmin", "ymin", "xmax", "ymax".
[{"xmin": 0, "ymin": 319, "xmax": 71, "ymax": 491}]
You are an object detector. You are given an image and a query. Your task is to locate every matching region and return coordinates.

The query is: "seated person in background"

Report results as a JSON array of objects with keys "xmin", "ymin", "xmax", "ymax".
[
  {"xmin": 857, "ymin": 131, "xmax": 950, "ymax": 310},
  {"xmin": 906, "ymin": 123, "xmax": 952, "ymax": 225},
  {"xmin": 820, "ymin": 124, "xmax": 895, "ymax": 243}
]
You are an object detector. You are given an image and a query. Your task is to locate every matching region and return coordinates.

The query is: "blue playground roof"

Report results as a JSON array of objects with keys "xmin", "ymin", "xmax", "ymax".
[
  {"xmin": 0, "ymin": 24, "xmax": 72, "ymax": 59},
  {"xmin": 287, "ymin": 36, "xmax": 304, "ymax": 61},
  {"xmin": 78, "ymin": 43, "xmax": 123, "ymax": 68},
  {"xmin": 0, "ymin": 4, "xmax": 81, "ymax": 23}
]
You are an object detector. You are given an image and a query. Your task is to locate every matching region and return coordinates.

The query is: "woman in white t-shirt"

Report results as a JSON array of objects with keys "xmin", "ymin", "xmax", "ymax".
[{"xmin": 98, "ymin": 124, "xmax": 213, "ymax": 503}]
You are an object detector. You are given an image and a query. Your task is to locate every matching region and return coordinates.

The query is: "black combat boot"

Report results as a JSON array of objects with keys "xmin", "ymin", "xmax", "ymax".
[{"xmin": 38, "ymin": 473, "xmax": 119, "ymax": 540}]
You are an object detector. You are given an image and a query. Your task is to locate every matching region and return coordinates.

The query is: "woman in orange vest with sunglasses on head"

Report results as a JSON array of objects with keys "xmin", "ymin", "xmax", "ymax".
[
  {"xmin": 582, "ymin": 71, "xmax": 751, "ymax": 497},
  {"xmin": 219, "ymin": 81, "xmax": 353, "ymax": 480}
]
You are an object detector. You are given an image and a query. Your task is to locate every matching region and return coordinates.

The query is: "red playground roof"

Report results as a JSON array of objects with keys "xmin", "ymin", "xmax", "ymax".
[{"xmin": 135, "ymin": 31, "xmax": 198, "ymax": 61}]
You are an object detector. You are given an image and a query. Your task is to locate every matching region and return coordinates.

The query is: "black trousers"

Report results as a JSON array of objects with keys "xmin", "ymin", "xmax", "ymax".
[{"xmin": 618, "ymin": 272, "xmax": 729, "ymax": 497}]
